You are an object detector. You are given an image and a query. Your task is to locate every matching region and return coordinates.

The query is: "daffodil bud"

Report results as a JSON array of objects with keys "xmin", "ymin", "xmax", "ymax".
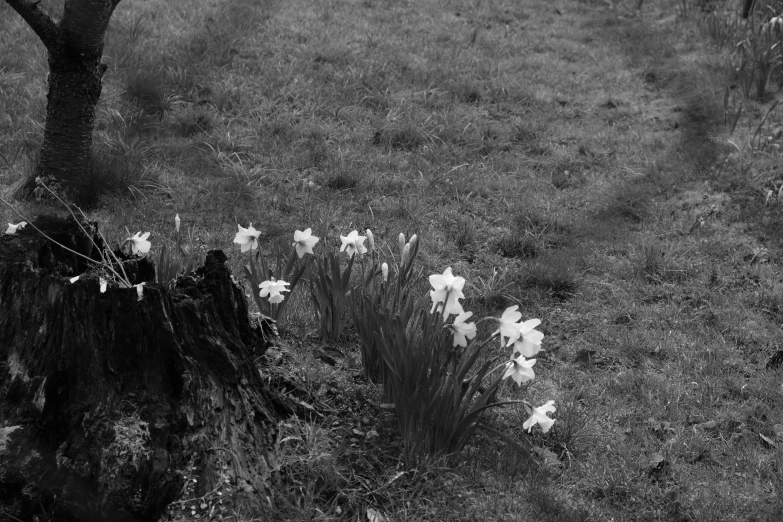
[
  {"xmin": 401, "ymin": 243, "xmax": 410, "ymax": 266},
  {"xmin": 366, "ymin": 229, "xmax": 375, "ymax": 252},
  {"xmin": 381, "ymin": 262, "xmax": 389, "ymax": 282},
  {"xmin": 355, "ymin": 238, "xmax": 364, "ymax": 258},
  {"xmin": 398, "ymin": 233, "xmax": 406, "ymax": 257},
  {"xmin": 408, "ymin": 234, "xmax": 418, "ymax": 248},
  {"xmin": 175, "ymin": 214, "xmax": 181, "ymax": 233}
]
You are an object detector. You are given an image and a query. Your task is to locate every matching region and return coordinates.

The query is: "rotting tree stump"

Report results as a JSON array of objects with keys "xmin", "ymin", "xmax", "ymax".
[{"xmin": 0, "ymin": 215, "xmax": 293, "ymax": 521}]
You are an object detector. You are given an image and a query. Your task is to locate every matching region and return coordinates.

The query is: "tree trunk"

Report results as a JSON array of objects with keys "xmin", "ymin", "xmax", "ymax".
[
  {"xmin": 25, "ymin": 51, "xmax": 105, "ymax": 204},
  {"xmin": 0, "ymin": 216, "xmax": 292, "ymax": 521},
  {"xmin": 6, "ymin": 0, "xmax": 121, "ymax": 206}
]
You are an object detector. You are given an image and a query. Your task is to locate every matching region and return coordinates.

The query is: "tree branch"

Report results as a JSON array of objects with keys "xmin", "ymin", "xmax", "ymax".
[{"xmin": 4, "ymin": 0, "xmax": 60, "ymax": 51}]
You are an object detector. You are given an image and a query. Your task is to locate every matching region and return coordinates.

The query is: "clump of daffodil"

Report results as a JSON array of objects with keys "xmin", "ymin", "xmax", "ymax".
[
  {"xmin": 365, "ymin": 262, "xmax": 556, "ymax": 465},
  {"xmin": 241, "ymin": 225, "xmax": 316, "ymax": 322}
]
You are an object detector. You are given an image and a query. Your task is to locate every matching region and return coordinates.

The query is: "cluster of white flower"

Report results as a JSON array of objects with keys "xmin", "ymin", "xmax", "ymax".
[
  {"xmin": 428, "ymin": 266, "xmax": 556, "ymax": 434},
  {"xmin": 9, "ymin": 214, "xmax": 557, "ymax": 435},
  {"xmin": 233, "ymin": 225, "xmax": 321, "ymax": 305}
]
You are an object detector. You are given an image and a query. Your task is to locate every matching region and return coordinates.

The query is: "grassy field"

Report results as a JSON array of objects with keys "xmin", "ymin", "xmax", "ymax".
[{"xmin": 3, "ymin": 0, "xmax": 783, "ymax": 519}]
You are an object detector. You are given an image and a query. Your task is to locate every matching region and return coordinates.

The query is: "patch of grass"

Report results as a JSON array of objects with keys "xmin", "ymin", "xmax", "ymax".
[
  {"xmin": 444, "ymin": 213, "xmax": 477, "ymax": 253},
  {"xmin": 325, "ymin": 171, "xmax": 359, "ymax": 191},
  {"xmin": 523, "ymin": 253, "xmax": 581, "ymax": 300},
  {"xmin": 90, "ymin": 141, "xmax": 151, "ymax": 199},
  {"xmin": 496, "ymin": 234, "xmax": 537, "ymax": 259},
  {"xmin": 754, "ymin": 282, "xmax": 783, "ymax": 324},
  {"xmin": 551, "ymin": 157, "xmax": 589, "ymax": 189},
  {"xmin": 634, "ymin": 237, "xmax": 689, "ymax": 284},
  {"xmin": 123, "ymin": 65, "xmax": 170, "ymax": 117},
  {"xmin": 269, "ymin": 419, "xmax": 347, "ymax": 519},
  {"xmin": 371, "ymin": 122, "xmax": 428, "ymax": 151},
  {"xmin": 171, "ymin": 105, "xmax": 219, "ymax": 137},
  {"xmin": 544, "ymin": 393, "xmax": 598, "ymax": 459},
  {"xmin": 523, "ymin": 471, "xmax": 591, "ymax": 522}
]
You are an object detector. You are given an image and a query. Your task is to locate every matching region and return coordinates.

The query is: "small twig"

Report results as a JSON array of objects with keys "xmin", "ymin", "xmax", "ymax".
[
  {"xmin": 37, "ymin": 181, "xmax": 133, "ymax": 287},
  {"xmin": 0, "ymin": 510, "xmax": 26, "ymax": 522},
  {"xmin": 0, "ymin": 195, "xmax": 131, "ymax": 287},
  {"xmin": 168, "ymin": 484, "xmax": 223, "ymax": 506}
]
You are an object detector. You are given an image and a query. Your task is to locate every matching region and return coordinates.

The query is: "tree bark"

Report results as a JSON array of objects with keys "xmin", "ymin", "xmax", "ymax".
[
  {"xmin": 6, "ymin": 0, "xmax": 122, "ymax": 206},
  {"xmin": 0, "ymin": 216, "xmax": 291, "ymax": 521}
]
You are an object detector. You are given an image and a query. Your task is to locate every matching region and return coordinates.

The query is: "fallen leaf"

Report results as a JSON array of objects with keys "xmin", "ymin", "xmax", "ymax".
[
  {"xmin": 367, "ymin": 507, "xmax": 387, "ymax": 522},
  {"xmin": 760, "ymin": 433, "xmax": 776, "ymax": 448},
  {"xmin": 651, "ymin": 452, "xmax": 666, "ymax": 467}
]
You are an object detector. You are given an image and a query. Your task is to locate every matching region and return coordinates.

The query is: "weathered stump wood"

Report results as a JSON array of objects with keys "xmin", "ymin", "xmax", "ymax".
[{"xmin": 0, "ymin": 216, "xmax": 291, "ymax": 521}]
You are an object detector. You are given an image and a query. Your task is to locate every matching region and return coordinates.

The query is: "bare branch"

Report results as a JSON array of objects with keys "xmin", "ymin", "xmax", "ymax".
[{"xmin": 3, "ymin": 0, "xmax": 60, "ymax": 51}]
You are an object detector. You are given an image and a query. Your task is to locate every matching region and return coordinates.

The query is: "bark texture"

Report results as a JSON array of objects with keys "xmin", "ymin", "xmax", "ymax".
[
  {"xmin": 0, "ymin": 216, "xmax": 290, "ymax": 521},
  {"xmin": 6, "ymin": 0, "xmax": 121, "ymax": 205}
]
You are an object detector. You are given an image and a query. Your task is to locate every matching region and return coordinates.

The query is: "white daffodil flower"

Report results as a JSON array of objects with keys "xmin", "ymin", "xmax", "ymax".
[
  {"xmin": 512, "ymin": 319, "xmax": 544, "ymax": 358},
  {"xmin": 259, "ymin": 278, "xmax": 290, "ymax": 304},
  {"xmin": 5, "ymin": 222, "xmax": 27, "ymax": 234},
  {"xmin": 449, "ymin": 311, "xmax": 477, "ymax": 347},
  {"xmin": 523, "ymin": 400, "xmax": 557, "ymax": 433},
  {"xmin": 340, "ymin": 230, "xmax": 367, "ymax": 258},
  {"xmin": 293, "ymin": 228, "xmax": 319, "ymax": 258},
  {"xmin": 492, "ymin": 305, "xmax": 523, "ymax": 347},
  {"xmin": 503, "ymin": 355, "xmax": 536, "ymax": 386},
  {"xmin": 233, "ymin": 223, "xmax": 261, "ymax": 253},
  {"xmin": 428, "ymin": 267, "xmax": 465, "ymax": 317},
  {"xmin": 126, "ymin": 232, "xmax": 151, "ymax": 255}
]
